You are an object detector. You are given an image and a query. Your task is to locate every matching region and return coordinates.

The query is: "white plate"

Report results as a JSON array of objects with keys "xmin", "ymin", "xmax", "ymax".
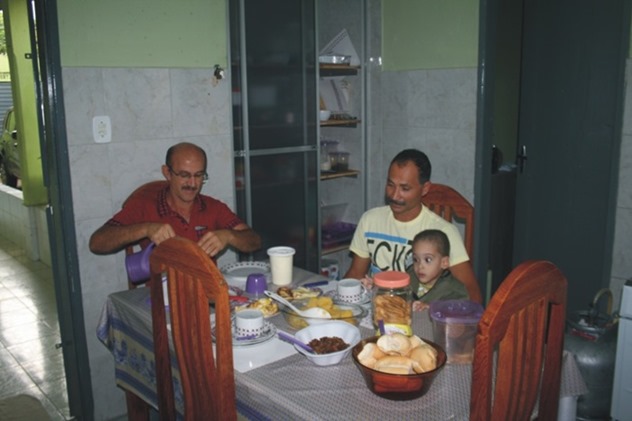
[
  {"xmin": 212, "ymin": 317, "xmax": 277, "ymax": 347},
  {"xmin": 220, "ymin": 261, "xmax": 271, "ymax": 289},
  {"xmin": 324, "ymin": 289, "xmax": 372, "ymax": 306}
]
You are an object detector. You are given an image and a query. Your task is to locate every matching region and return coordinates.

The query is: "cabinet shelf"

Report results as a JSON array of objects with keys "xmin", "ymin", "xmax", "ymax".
[
  {"xmin": 320, "ymin": 169, "xmax": 360, "ymax": 180},
  {"xmin": 320, "ymin": 119, "xmax": 361, "ymax": 128},
  {"xmin": 319, "ymin": 64, "xmax": 360, "ymax": 77},
  {"xmin": 322, "ymin": 243, "xmax": 350, "ymax": 255}
]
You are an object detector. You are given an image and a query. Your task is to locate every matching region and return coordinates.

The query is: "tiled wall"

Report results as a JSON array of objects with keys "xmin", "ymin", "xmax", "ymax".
[
  {"xmin": 62, "ymin": 67, "xmax": 236, "ymax": 420},
  {"xmin": 0, "ymin": 185, "xmax": 50, "ymax": 265},
  {"xmin": 370, "ymin": 67, "xmax": 477, "ymax": 207}
]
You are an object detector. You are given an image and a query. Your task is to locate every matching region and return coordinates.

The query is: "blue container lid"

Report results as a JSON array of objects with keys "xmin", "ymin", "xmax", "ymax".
[{"xmin": 429, "ymin": 300, "xmax": 484, "ymax": 324}]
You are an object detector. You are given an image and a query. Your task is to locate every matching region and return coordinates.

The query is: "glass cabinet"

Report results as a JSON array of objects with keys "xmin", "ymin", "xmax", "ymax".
[
  {"xmin": 230, "ymin": 0, "xmax": 319, "ymax": 272},
  {"xmin": 230, "ymin": 0, "xmax": 367, "ymax": 275}
]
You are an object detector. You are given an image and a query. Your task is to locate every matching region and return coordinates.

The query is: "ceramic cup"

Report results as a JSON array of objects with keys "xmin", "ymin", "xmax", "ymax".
[
  {"xmin": 336, "ymin": 278, "xmax": 367, "ymax": 304},
  {"xmin": 267, "ymin": 246, "xmax": 295, "ymax": 286},
  {"xmin": 245, "ymin": 273, "xmax": 268, "ymax": 297},
  {"xmin": 235, "ymin": 309, "xmax": 265, "ymax": 338}
]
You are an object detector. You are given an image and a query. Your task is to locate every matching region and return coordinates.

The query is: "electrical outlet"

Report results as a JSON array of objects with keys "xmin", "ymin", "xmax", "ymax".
[{"xmin": 93, "ymin": 116, "xmax": 111, "ymax": 143}]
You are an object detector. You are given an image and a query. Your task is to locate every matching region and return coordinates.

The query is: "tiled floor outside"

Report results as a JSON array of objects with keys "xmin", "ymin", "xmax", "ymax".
[{"xmin": 0, "ymin": 234, "xmax": 70, "ymax": 420}]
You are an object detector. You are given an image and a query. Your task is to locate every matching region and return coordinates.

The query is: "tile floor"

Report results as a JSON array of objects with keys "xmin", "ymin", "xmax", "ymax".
[{"xmin": 0, "ymin": 235, "xmax": 70, "ymax": 420}]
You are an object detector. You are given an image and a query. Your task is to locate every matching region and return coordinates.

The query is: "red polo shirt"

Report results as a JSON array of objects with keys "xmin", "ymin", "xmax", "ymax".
[{"xmin": 107, "ymin": 186, "xmax": 244, "ymax": 248}]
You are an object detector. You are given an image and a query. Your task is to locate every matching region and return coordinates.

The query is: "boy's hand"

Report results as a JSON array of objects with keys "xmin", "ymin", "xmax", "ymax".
[
  {"xmin": 360, "ymin": 276, "xmax": 374, "ymax": 290},
  {"xmin": 412, "ymin": 301, "xmax": 429, "ymax": 312}
]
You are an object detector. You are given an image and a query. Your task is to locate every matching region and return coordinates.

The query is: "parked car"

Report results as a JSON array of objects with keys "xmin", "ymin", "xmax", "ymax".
[{"xmin": 0, "ymin": 107, "xmax": 20, "ymax": 188}]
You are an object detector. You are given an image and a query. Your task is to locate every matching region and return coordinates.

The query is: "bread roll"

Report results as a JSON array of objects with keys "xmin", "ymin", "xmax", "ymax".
[
  {"xmin": 373, "ymin": 356, "xmax": 414, "ymax": 375},
  {"xmin": 377, "ymin": 333, "xmax": 412, "ymax": 356},
  {"xmin": 409, "ymin": 344, "xmax": 438, "ymax": 373},
  {"xmin": 409, "ymin": 334, "xmax": 426, "ymax": 350},
  {"xmin": 357, "ymin": 343, "xmax": 385, "ymax": 369}
]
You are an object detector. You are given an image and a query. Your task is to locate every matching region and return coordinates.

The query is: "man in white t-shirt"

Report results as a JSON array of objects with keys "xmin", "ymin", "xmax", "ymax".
[{"xmin": 344, "ymin": 149, "xmax": 481, "ymax": 303}]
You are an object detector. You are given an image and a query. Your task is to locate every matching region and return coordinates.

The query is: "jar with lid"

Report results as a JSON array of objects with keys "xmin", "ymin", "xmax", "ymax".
[{"xmin": 372, "ymin": 271, "xmax": 413, "ymax": 336}]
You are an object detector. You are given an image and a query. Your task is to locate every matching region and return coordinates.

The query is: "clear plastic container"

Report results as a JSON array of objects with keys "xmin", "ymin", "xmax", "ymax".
[
  {"xmin": 320, "ymin": 140, "xmax": 338, "ymax": 171},
  {"xmin": 372, "ymin": 271, "xmax": 413, "ymax": 336},
  {"xmin": 429, "ymin": 300, "xmax": 483, "ymax": 364},
  {"xmin": 329, "ymin": 151, "xmax": 350, "ymax": 172}
]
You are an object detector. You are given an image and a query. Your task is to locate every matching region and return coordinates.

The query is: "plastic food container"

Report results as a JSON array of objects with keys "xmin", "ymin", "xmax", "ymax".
[
  {"xmin": 318, "ymin": 55, "xmax": 351, "ymax": 64},
  {"xmin": 329, "ymin": 151, "xmax": 350, "ymax": 172},
  {"xmin": 429, "ymin": 300, "xmax": 483, "ymax": 364},
  {"xmin": 373, "ymin": 271, "xmax": 413, "ymax": 336}
]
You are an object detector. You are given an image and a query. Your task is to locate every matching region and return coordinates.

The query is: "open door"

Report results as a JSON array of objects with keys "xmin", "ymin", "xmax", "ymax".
[
  {"xmin": 28, "ymin": 0, "xmax": 92, "ymax": 418},
  {"xmin": 477, "ymin": 0, "xmax": 630, "ymax": 313},
  {"xmin": 513, "ymin": 0, "xmax": 630, "ymax": 313}
]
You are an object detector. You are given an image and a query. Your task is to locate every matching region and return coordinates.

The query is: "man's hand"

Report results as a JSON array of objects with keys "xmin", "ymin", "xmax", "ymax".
[
  {"xmin": 146, "ymin": 223, "xmax": 177, "ymax": 245},
  {"xmin": 197, "ymin": 230, "xmax": 230, "ymax": 257}
]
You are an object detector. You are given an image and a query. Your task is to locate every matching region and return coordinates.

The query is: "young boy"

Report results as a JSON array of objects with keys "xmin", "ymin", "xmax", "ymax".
[{"xmin": 408, "ymin": 229, "xmax": 469, "ymax": 311}]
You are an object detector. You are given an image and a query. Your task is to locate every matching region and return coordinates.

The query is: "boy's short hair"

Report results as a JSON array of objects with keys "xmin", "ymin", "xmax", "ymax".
[{"xmin": 413, "ymin": 229, "xmax": 450, "ymax": 257}]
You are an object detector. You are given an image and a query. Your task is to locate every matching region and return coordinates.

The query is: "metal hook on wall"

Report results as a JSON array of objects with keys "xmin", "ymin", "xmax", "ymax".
[{"xmin": 211, "ymin": 64, "xmax": 225, "ymax": 87}]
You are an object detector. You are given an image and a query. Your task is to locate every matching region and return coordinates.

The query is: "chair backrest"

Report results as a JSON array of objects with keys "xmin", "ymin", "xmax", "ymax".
[
  {"xmin": 124, "ymin": 181, "xmax": 168, "ymax": 289},
  {"xmin": 469, "ymin": 260, "xmax": 567, "ymax": 421},
  {"xmin": 421, "ymin": 183, "xmax": 474, "ymax": 259},
  {"xmin": 149, "ymin": 236, "xmax": 236, "ymax": 421}
]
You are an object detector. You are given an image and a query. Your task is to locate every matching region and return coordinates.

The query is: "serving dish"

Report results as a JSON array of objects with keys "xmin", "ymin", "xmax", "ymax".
[
  {"xmin": 352, "ymin": 336, "xmax": 447, "ymax": 400},
  {"xmin": 279, "ymin": 297, "xmax": 366, "ymax": 330},
  {"xmin": 293, "ymin": 321, "xmax": 361, "ymax": 366}
]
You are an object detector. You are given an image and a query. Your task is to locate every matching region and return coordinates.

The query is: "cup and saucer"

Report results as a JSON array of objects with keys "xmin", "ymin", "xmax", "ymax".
[
  {"xmin": 212, "ymin": 309, "xmax": 277, "ymax": 347},
  {"xmin": 325, "ymin": 278, "xmax": 371, "ymax": 306}
]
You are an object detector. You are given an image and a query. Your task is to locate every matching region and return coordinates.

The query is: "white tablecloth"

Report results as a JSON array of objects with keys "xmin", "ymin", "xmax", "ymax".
[{"xmin": 97, "ymin": 268, "xmax": 588, "ymax": 420}]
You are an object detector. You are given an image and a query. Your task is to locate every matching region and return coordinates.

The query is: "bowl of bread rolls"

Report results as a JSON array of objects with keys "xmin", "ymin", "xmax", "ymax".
[{"xmin": 351, "ymin": 333, "xmax": 447, "ymax": 400}]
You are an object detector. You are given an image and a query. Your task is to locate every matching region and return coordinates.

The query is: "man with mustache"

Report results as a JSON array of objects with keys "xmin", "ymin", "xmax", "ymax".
[
  {"xmin": 343, "ymin": 148, "xmax": 481, "ymax": 303},
  {"xmin": 89, "ymin": 142, "xmax": 261, "ymax": 259}
]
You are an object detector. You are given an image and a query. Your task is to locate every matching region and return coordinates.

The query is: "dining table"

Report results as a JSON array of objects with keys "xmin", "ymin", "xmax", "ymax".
[{"xmin": 97, "ymin": 267, "xmax": 588, "ymax": 420}]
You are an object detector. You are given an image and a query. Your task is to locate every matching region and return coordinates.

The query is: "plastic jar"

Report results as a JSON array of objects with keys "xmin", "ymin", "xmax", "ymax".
[{"xmin": 372, "ymin": 271, "xmax": 413, "ymax": 336}]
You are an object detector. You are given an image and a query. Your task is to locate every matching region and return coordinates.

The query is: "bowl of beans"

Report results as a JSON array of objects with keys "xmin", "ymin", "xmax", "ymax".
[{"xmin": 293, "ymin": 321, "xmax": 362, "ymax": 366}]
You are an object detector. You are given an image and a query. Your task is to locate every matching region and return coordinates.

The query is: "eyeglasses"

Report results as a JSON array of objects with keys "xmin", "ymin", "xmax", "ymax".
[{"xmin": 167, "ymin": 166, "xmax": 208, "ymax": 182}]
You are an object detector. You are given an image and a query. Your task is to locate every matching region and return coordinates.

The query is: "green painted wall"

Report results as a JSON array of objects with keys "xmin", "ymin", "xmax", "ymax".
[
  {"xmin": 3, "ymin": 0, "xmax": 46, "ymax": 205},
  {"xmin": 57, "ymin": 0, "xmax": 227, "ymax": 68},
  {"xmin": 382, "ymin": 0, "xmax": 479, "ymax": 71}
]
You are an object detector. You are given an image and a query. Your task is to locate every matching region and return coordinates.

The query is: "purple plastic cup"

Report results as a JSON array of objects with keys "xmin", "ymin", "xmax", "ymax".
[
  {"xmin": 245, "ymin": 273, "xmax": 268, "ymax": 297},
  {"xmin": 125, "ymin": 243, "xmax": 156, "ymax": 284}
]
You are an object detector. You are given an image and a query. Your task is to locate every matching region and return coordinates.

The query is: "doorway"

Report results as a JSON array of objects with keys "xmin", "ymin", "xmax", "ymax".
[
  {"xmin": 477, "ymin": 0, "xmax": 631, "ymax": 313},
  {"xmin": 0, "ymin": 1, "xmax": 92, "ymax": 419}
]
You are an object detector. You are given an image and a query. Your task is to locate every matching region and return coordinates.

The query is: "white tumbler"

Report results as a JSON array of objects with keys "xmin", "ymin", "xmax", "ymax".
[{"xmin": 267, "ymin": 246, "xmax": 295, "ymax": 286}]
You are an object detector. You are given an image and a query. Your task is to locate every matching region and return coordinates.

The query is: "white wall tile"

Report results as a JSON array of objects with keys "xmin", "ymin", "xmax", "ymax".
[{"xmin": 103, "ymin": 68, "xmax": 173, "ymax": 142}]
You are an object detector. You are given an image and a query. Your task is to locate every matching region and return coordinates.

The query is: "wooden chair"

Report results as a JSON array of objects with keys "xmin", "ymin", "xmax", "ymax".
[
  {"xmin": 422, "ymin": 183, "xmax": 479, "ymax": 301},
  {"xmin": 422, "ymin": 183, "xmax": 474, "ymax": 258},
  {"xmin": 469, "ymin": 260, "xmax": 567, "ymax": 421},
  {"xmin": 123, "ymin": 181, "xmax": 168, "ymax": 289},
  {"xmin": 149, "ymin": 236, "xmax": 236, "ymax": 421}
]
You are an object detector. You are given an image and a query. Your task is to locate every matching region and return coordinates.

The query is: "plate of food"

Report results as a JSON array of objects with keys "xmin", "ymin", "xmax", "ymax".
[
  {"xmin": 220, "ymin": 261, "xmax": 271, "ymax": 289},
  {"xmin": 212, "ymin": 316, "xmax": 277, "ymax": 347},
  {"xmin": 234, "ymin": 297, "xmax": 279, "ymax": 318},
  {"xmin": 276, "ymin": 286, "xmax": 323, "ymax": 300}
]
